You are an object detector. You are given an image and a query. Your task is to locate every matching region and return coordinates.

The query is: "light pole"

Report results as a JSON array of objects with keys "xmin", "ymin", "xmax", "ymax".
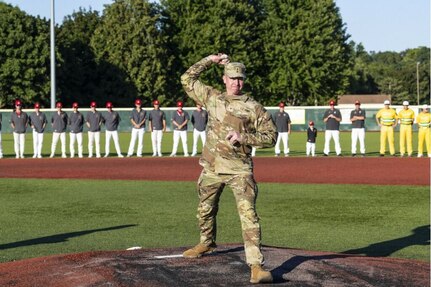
[
  {"xmin": 50, "ymin": 0, "xmax": 56, "ymax": 109},
  {"xmin": 416, "ymin": 62, "xmax": 420, "ymax": 105}
]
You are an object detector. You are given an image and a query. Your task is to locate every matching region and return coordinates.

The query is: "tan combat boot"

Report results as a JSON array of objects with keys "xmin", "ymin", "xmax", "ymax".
[
  {"xmin": 250, "ymin": 264, "xmax": 273, "ymax": 284},
  {"xmin": 183, "ymin": 243, "xmax": 217, "ymax": 258}
]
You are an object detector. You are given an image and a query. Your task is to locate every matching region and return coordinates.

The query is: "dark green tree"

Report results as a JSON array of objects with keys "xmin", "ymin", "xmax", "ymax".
[
  {"xmin": 0, "ymin": 3, "xmax": 50, "ymax": 108},
  {"xmin": 57, "ymin": 8, "xmax": 107, "ymax": 107},
  {"xmin": 161, "ymin": 0, "xmax": 266, "ymax": 104},
  {"xmin": 345, "ymin": 42, "xmax": 378, "ymax": 94},
  {"xmin": 261, "ymin": 0, "xmax": 351, "ymax": 105},
  {"xmin": 91, "ymin": 0, "xmax": 172, "ymax": 106}
]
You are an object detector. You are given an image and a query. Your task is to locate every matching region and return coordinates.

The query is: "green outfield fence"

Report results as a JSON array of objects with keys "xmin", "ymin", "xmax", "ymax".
[{"xmin": 0, "ymin": 104, "xmax": 427, "ymax": 133}]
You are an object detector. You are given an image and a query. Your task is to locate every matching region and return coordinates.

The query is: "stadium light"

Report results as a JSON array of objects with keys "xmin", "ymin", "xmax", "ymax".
[
  {"xmin": 50, "ymin": 0, "xmax": 56, "ymax": 109},
  {"xmin": 416, "ymin": 62, "xmax": 420, "ymax": 105}
]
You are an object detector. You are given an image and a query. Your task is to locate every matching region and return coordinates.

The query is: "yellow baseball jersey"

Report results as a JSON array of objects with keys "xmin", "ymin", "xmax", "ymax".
[
  {"xmin": 376, "ymin": 108, "xmax": 397, "ymax": 126},
  {"xmin": 398, "ymin": 109, "xmax": 415, "ymax": 125},
  {"xmin": 416, "ymin": 112, "xmax": 431, "ymax": 127}
]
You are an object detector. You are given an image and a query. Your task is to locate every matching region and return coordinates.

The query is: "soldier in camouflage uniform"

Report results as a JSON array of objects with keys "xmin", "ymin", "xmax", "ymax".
[{"xmin": 181, "ymin": 53, "xmax": 276, "ymax": 284}]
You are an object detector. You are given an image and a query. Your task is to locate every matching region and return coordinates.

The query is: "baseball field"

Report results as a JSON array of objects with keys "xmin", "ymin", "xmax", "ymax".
[{"xmin": 0, "ymin": 131, "xmax": 429, "ymax": 286}]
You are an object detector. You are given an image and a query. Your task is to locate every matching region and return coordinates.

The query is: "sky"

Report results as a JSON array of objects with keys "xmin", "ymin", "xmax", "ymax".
[{"xmin": 1, "ymin": 0, "xmax": 430, "ymax": 53}]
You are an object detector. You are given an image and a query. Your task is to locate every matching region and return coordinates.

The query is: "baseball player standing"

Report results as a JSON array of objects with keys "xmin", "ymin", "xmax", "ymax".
[
  {"xmin": 86, "ymin": 101, "xmax": 103, "ymax": 158},
  {"xmin": 350, "ymin": 100, "xmax": 366, "ymax": 157},
  {"xmin": 181, "ymin": 54, "xmax": 276, "ymax": 284},
  {"xmin": 323, "ymin": 100, "xmax": 342, "ymax": 156},
  {"xmin": 0, "ymin": 112, "xmax": 3, "ymax": 158},
  {"xmin": 190, "ymin": 103, "xmax": 208, "ymax": 156},
  {"xmin": 29, "ymin": 103, "xmax": 47, "ymax": 158},
  {"xmin": 149, "ymin": 99, "xmax": 166, "ymax": 157},
  {"xmin": 10, "ymin": 100, "xmax": 29, "ymax": 158},
  {"xmin": 50, "ymin": 102, "xmax": 68, "ymax": 158},
  {"xmin": 398, "ymin": 101, "xmax": 415, "ymax": 157},
  {"xmin": 68, "ymin": 102, "xmax": 84, "ymax": 158},
  {"xmin": 127, "ymin": 99, "xmax": 147, "ymax": 157},
  {"xmin": 306, "ymin": 121, "xmax": 317, "ymax": 156},
  {"xmin": 103, "ymin": 101, "xmax": 124, "ymax": 158},
  {"xmin": 170, "ymin": 101, "xmax": 190, "ymax": 157},
  {"xmin": 274, "ymin": 102, "xmax": 291, "ymax": 157},
  {"xmin": 375, "ymin": 100, "xmax": 398, "ymax": 156},
  {"xmin": 416, "ymin": 104, "xmax": 431, "ymax": 157}
]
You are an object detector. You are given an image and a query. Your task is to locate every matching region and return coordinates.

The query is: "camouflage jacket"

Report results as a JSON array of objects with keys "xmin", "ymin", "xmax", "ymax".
[{"xmin": 181, "ymin": 56, "xmax": 277, "ymax": 174}]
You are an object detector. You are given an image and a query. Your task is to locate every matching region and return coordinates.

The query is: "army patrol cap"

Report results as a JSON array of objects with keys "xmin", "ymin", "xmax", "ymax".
[{"xmin": 224, "ymin": 62, "xmax": 246, "ymax": 79}]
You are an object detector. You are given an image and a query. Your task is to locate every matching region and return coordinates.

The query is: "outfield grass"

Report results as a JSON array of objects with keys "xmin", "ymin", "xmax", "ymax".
[
  {"xmin": 0, "ymin": 178, "xmax": 428, "ymax": 263},
  {"xmin": 0, "ymin": 131, "xmax": 422, "ymax": 158}
]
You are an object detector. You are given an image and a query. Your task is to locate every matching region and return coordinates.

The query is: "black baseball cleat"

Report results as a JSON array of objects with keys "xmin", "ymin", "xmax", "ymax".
[
  {"xmin": 379, "ymin": 154, "xmax": 385, "ymax": 157},
  {"xmin": 352, "ymin": 154, "xmax": 356, "ymax": 157},
  {"xmin": 323, "ymin": 153, "xmax": 328, "ymax": 156}
]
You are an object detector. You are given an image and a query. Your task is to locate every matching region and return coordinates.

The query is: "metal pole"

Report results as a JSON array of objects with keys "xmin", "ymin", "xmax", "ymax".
[
  {"xmin": 416, "ymin": 62, "xmax": 420, "ymax": 105},
  {"xmin": 50, "ymin": 0, "xmax": 56, "ymax": 109}
]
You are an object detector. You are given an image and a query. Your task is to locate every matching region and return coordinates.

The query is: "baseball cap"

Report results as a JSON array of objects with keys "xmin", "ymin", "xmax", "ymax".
[
  {"xmin": 90, "ymin": 101, "xmax": 97, "ymax": 108},
  {"xmin": 56, "ymin": 102, "xmax": 63, "ymax": 108},
  {"xmin": 135, "ymin": 99, "xmax": 142, "ymax": 105},
  {"xmin": 72, "ymin": 102, "xmax": 79, "ymax": 108},
  {"xmin": 355, "ymin": 100, "xmax": 361, "ymax": 105},
  {"xmin": 279, "ymin": 102, "xmax": 285, "ymax": 108},
  {"xmin": 106, "ymin": 101, "xmax": 113, "ymax": 108},
  {"xmin": 329, "ymin": 100, "xmax": 335, "ymax": 106},
  {"xmin": 153, "ymin": 99, "xmax": 160, "ymax": 105},
  {"xmin": 177, "ymin": 101, "xmax": 183, "ymax": 107},
  {"xmin": 224, "ymin": 62, "xmax": 246, "ymax": 79},
  {"xmin": 383, "ymin": 100, "xmax": 390, "ymax": 105},
  {"xmin": 15, "ymin": 99, "xmax": 22, "ymax": 106},
  {"xmin": 34, "ymin": 103, "xmax": 41, "ymax": 109},
  {"xmin": 422, "ymin": 104, "xmax": 428, "ymax": 109},
  {"xmin": 402, "ymin": 101, "xmax": 409, "ymax": 106},
  {"xmin": 309, "ymin": 121, "xmax": 314, "ymax": 126}
]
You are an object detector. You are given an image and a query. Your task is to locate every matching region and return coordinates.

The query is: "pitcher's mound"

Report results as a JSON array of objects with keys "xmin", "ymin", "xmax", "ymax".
[{"xmin": 0, "ymin": 245, "xmax": 428, "ymax": 287}]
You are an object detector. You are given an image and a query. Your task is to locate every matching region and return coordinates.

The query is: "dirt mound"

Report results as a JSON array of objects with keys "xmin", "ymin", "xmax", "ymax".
[{"xmin": 0, "ymin": 245, "xmax": 428, "ymax": 287}]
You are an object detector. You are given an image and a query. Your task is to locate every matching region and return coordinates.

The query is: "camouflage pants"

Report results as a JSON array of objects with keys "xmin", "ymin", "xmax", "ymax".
[{"xmin": 197, "ymin": 169, "xmax": 264, "ymax": 266}]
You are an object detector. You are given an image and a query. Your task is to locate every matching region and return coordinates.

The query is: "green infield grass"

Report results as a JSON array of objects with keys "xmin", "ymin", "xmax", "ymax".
[
  {"xmin": 0, "ymin": 178, "xmax": 428, "ymax": 263},
  {"xmin": 0, "ymin": 131, "xmax": 420, "ymax": 158}
]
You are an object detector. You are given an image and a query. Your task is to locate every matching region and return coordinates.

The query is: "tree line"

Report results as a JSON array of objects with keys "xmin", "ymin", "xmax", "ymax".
[{"xmin": 0, "ymin": 0, "xmax": 429, "ymax": 108}]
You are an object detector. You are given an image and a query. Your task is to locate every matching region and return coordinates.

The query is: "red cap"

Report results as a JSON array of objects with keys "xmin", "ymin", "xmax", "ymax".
[
  {"xmin": 72, "ymin": 102, "xmax": 79, "ymax": 108},
  {"xmin": 56, "ymin": 102, "xmax": 63, "ymax": 108},
  {"xmin": 309, "ymin": 121, "xmax": 314, "ymax": 126},
  {"xmin": 355, "ymin": 100, "xmax": 361, "ymax": 105},
  {"xmin": 153, "ymin": 99, "xmax": 160, "ymax": 105},
  {"xmin": 106, "ymin": 101, "xmax": 113, "ymax": 108},
  {"xmin": 135, "ymin": 99, "xmax": 142, "ymax": 105},
  {"xmin": 177, "ymin": 101, "xmax": 183, "ymax": 107},
  {"xmin": 90, "ymin": 101, "xmax": 97, "ymax": 108},
  {"xmin": 34, "ymin": 103, "xmax": 41, "ymax": 109},
  {"xmin": 329, "ymin": 100, "xmax": 335, "ymax": 106},
  {"xmin": 279, "ymin": 102, "xmax": 285, "ymax": 108},
  {"xmin": 15, "ymin": 99, "xmax": 22, "ymax": 106}
]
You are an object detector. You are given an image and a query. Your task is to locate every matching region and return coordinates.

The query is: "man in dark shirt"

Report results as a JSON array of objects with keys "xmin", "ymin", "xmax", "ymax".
[
  {"xmin": 29, "ymin": 102, "xmax": 47, "ymax": 158},
  {"xmin": 322, "ymin": 100, "xmax": 342, "ymax": 156},
  {"xmin": 68, "ymin": 102, "xmax": 84, "ymax": 158},
  {"xmin": 170, "ymin": 101, "xmax": 190, "ymax": 157},
  {"xmin": 191, "ymin": 103, "xmax": 208, "ymax": 156},
  {"xmin": 273, "ymin": 102, "xmax": 291, "ymax": 157},
  {"xmin": 350, "ymin": 100, "xmax": 366, "ymax": 157},
  {"xmin": 50, "ymin": 102, "xmax": 68, "ymax": 158},
  {"xmin": 127, "ymin": 99, "xmax": 147, "ymax": 157},
  {"xmin": 10, "ymin": 99, "xmax": 28, "ymax": 158},
  {"xmin": 149, "ymin": 100, "xmax": 166, "ymax": 157},
  {"xmin": 86, "ymin": 101, "xmax": 103, "ymax": 158},
  {"xmin": 103, "ymin": 101, "xmax": 123, "ymax": 158}
]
